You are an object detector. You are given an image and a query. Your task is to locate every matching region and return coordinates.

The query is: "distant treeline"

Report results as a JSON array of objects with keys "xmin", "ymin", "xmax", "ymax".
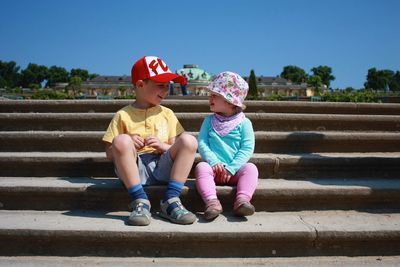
[
  {"xmin": 279, "ymin": 65, "xmax": 400, "ymax": 91},
  {"xmin": 0, "ymin": 60, "xmax": 98, "ymax": 89},
  {"xmin": 247, "ymin": 65, "xmax": 400, "ymax": 98},
  {"xmin": 1, "ymin": 60, "xmax": 399, "ymax": 93}
]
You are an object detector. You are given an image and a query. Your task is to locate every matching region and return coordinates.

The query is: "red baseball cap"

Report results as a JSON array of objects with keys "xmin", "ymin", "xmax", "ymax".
[{"xmin": 131, "ymin": 56, "xmax": 184, "ymax": 85}]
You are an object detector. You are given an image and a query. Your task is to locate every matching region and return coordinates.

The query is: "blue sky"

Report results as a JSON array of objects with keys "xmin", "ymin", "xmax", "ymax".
[{"xmin": 1, "ymin": 0, "xmax": 399, "ymax": 89}]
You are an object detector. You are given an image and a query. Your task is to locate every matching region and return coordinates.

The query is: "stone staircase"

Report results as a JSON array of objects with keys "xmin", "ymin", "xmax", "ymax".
[{"xmin": 0, "ymin": 99, "xmax": 400, "ymax": 258}]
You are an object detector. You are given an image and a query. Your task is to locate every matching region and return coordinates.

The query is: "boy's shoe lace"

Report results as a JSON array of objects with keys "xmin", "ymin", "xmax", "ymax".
[
  {"xmin": 233, "ymin": 198, "xmax": 255, "ymax": 217},
  {"xmin": 204, "ymin": 198, "xmax": 223, "ymax": 221},
  {"xmin": 128, "ymin": 198, "xmax": 151, "ymax": 226},
  {"xmin": 160, "ymin": 197, "xmax": 196, "ymax": 225}
]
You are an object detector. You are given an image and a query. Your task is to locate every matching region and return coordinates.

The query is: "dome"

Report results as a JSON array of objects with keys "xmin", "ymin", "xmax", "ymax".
[{"xmin": 176, "ymin": 64, "xmax": 211, "ymax": 81}]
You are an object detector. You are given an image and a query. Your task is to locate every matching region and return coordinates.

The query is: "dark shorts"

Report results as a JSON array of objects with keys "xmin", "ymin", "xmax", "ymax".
[{"xmin": 115, "ymin": 150, "xmax": 173, "ymax": 186}]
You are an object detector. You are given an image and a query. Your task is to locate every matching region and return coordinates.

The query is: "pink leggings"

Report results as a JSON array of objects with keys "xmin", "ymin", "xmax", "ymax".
[{"xmin": 195, "ymin": 162, "xmax": 258, "ymax": 203}]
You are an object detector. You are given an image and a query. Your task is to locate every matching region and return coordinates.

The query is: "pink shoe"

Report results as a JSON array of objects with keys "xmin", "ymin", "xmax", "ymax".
[
  {"xmin": 233, "ymin": 198, "xmax": 255, "ymax": 217},
  {"xmin": 204, "ymin": 199, "xmax": 223, "ymax": 220}
]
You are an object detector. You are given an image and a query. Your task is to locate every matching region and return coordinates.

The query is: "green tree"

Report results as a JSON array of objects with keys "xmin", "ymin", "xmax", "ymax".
[
  {"xmin": 118, "ymin": 86, "xmax": 128, "ymax": 97},
  {"xmin": 70, "ymin": 68, "xmax": 90, "ymax": 81},
  {"xmin": 389, "ymin": 71, "xmax": 400, "ymax": 91},
  {"xmin": 0, "ymin": 60, "xmax": 20, "ymax": 88},
  {"xmin": 280, "ymin": 65, "xmax": 308, "ymax": 84},
  {"xmin": 67, "ymin": 76, "xmax": 82, "ymax": 97},
  {"xmin": 248, "ymin": 69, "xmax": 258, "ymax": 97},
  {"xmin": 0, "ymin": 76, "xmax": 6, "ymax": 88},
  {"xmin": 311, "ymin": 65, "xmax": 335, "ymax": 88},
  {"xmin": 20, "ymin": 63, "xmax": 48, "ymax": 88},
  {"xmin": 307, "ymin": 75, "xmax": 323, "ymax": 95},
  {"xmin": 46, "ymin": 66, "xmax": 69, "ymax": 87},
  {"xmin": 364, "ymin": 68, "xmax": 395, "ymax": 91},
  {"xmin": 89, "ymin": 73, "xmax": 99, "ymax": 80},
  {"xmin": 345, "ymin": 87, "xmax": 356, "ymax": 92}
]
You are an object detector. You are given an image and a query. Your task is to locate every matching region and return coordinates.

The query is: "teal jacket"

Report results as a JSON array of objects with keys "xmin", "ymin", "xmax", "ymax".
[{"xmin": 197, "ymin": 115, "xmax": 255, "ymax": 175}]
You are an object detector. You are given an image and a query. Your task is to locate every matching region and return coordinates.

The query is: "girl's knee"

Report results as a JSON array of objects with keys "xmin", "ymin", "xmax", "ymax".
[
  {"xmin": 246, "ymin": 163, "xmax": 259, "ymax": 174},
  {"xmin": 238, "ymin": 163, "xmax": 259, "ymax": 178},
  {"xmin": 195, "ymin": 161, "xmax": 212, "ymax": 171},
  {"xmin": 194, "ymin": 162, "xmax": 213, "ymax": 176}
]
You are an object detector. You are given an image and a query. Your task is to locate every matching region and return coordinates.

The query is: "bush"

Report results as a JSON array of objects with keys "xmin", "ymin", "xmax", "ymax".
[
  {"xmin": 246, "ymin": 90, "xmax": 400, "ymax": 103},
  {"xmin": 320, "ymin": 90, "xmax": 398, "ymax": 103},
  {"xmin": 31, "ymin": 89, "xmax": 72, "ymax": 99},
  {"xmin": 266, "ymin": 94, "xmax": 285, "ymax": 101}
]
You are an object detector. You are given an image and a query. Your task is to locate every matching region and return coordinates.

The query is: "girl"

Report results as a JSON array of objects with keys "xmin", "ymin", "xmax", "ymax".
[{"xmin": 195, "ymin": 71, "xmax": 258, "ymax": 220}]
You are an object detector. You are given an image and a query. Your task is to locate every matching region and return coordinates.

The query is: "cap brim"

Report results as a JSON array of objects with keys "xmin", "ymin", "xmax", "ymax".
[
  {"xmin": 149, "ymin": 73, "xmax": 184, "ymax": 84},
  {"xmin": 207, "ymin": 88, "xmax": 245, "ymax": 108}
]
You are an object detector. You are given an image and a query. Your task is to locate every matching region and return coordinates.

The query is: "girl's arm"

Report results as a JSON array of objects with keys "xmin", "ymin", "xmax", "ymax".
[
  {"xmin": 198, "ymin": 116, "xmax": 220, "ymax": 166},
  {"xmin": 225, "ymin": 119, "xmax": 255, "ymax": 175}
]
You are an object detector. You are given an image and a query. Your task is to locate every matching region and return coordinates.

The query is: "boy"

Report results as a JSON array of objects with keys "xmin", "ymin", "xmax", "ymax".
[{"xmin": 102, "ymin": 56, "xmax": 197, "ymax": 226}]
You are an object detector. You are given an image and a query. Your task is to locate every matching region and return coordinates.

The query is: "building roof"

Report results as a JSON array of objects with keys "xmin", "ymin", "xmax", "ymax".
[
  {"xmin": 89, "ymin": 76, "xmax": 131, "ymax": 82},
  {"xmin": 243, "ymin": 76, "xmax": 290, "ymax": 85},
  {"xmin": 244, "ymin": 75, "xmax": 307, "ymax": 86},
  {"xmin": 176, "ymin": 64, "xmax": 212, "ymax": 81},
  {"xmin": 82, "ymin": 75, "xmax": 132, "ymax": 89}
]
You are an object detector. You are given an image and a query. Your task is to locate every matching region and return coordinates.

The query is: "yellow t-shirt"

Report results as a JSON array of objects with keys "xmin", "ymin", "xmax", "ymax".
[{"xmin": 102, "ymin": 105, "xmax": 184, "ymax": 154}]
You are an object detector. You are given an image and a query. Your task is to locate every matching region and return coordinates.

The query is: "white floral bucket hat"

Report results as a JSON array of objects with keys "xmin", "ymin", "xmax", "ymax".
[{"xmin": 207, "ymin": 71, "xmax": 249, "ymax": 108}]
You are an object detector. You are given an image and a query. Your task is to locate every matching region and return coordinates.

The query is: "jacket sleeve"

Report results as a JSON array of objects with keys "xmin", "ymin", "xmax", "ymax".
[
  {"xmin": 225, "ymin": 118, "xmax": 255, "ymax": 175},
  {"xmin": 197, "ymin": 116, "xmax": 220, "ymax": 166}
]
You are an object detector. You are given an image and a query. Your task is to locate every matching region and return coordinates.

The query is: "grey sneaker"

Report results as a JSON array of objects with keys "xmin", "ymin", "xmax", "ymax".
[
  {"xmin": 159, "ymin": 197, "xmax": 196, "ymax": 225},
  {"xmin": 128, "ymin": 198, "xmax": 151, "ymax": 226}
]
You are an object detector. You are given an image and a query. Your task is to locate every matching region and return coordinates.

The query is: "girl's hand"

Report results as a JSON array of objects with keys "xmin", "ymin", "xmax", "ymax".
[
  {"xmin": 145, "ymin": 135, "xmax": 169, "ymax": 153},
  {"xmin": 212, "ymin": 164, "xmax": 224, "ymax": 179},
  {"xmin": 220, "ymin": 170, "xmax": 232, "ymax": 184},
  {"xmin": 213, "ymin": 164, "xmax": 232, "ymax": 184},
  {"xmin": 130, "ymin": 134, "xmax": 145, "ymax": 150}
]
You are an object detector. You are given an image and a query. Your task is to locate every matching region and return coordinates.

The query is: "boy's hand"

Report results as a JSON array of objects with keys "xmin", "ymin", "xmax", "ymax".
[
  {"xmin": 130, "ymin": 134, "xmax": 145, "ymax": 150},
  {"xmin": 213, "ymin": 164, "xmax": 232, "ymax": 184},
  {"xmin": 145, "ymin": 136, "xmax": 169, "ymax": 153}
]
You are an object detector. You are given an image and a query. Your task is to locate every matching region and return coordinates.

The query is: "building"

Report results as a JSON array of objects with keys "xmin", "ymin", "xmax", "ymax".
[
  {"xmin": 243, "ymin": 76, "xmax": 315, "ymax": 97},
  {"xmin": 81, "ymin": 65, "xmax": 213, "ymax": 97},
  {"xmin": 79, "ymin": 66, "xmax": 315, "ymax": 97},
  {"xmin": 174, "ymin": 64, "xmax": 212, "ymax": 95},
  {"xmin": 81, "ymin": 76, "xmax": 133, "ymax": 97}
]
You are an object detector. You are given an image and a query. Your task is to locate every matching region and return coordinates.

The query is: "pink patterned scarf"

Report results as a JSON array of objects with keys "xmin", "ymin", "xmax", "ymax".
[{"xmin": 211, "ymin": 112, "xmax": 245, "ymax": 137}]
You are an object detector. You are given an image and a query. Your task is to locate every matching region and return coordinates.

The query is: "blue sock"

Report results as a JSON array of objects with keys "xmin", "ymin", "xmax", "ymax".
[
  {"xmin": 163, "ymin": 180, "xmax": 184, "ymax": 201},
  {"xmin": 128, "ymin": 184, "xmax": 148, "ymax": 200},
  {"xmin": 163, "ymin": 180, "xmax": 184, "ymax": 215},
  {"xmin": 127, "ymin": 184, "xmax": 149, "ymax": 210}
]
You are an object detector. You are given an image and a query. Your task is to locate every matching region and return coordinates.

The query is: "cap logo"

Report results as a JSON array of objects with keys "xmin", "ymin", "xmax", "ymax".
[{"xmin": 146, "ymin": 57, "xmax": 170, "ymax": 76}]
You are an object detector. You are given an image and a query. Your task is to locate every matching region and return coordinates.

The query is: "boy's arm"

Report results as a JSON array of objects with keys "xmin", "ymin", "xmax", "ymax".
[
  {"xmin": 225, "ymin": 119, "xmax": 255, "ymax": 175},
  {"xmin": 145, "ymin": 135, "xmax": 172, "ymax": 153},
  {"xmin": 105, "ymin": 142, "xmax": 113, "ymax": 161},
  {"xmin": 168, "ymin": 136, "xmax": 176, "ymax": 145}
]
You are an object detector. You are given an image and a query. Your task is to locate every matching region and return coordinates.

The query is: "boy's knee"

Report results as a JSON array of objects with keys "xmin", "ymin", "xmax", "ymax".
[
  {"xmin": 178, "ymin": 133, "xmax": 198, "ymax": 152},
  {"xmin": 112, "ymin": 134, "xmax": 134, "ymax": 154}
]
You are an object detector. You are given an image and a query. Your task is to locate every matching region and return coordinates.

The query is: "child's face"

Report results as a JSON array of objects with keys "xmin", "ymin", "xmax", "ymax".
[
  {"xmin": 135, "ymin": 79, "xmax": 169, "ymax": 107},
  {"xmin": 208, "ymin": 92, "xmax": 235, "ymax": 115}
]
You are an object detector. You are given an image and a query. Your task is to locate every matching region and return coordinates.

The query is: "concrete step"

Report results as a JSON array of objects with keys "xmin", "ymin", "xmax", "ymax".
[
  {"xmin": 2, "ymin": 256, "xmax": 400, "ymax": 267},
  {"xmin": 0, "ymin": 209, "xmax": 399, "ymax": 257},
  {"xmin": 1, "ymin": 112, "xmax": 400, "ymax": 131},
  {"xmin": 2, "ymin": 131, "xmax": 400, "ymax": 153},
  {"xmin": 1, "ymin": 177, "xmax": 399, "ymax": 211},
  {"xmin": 0, "ymin": 152, "xmax": 399, "ymax": 179},
  {"xmin": 2, "ymin": 99, "xmax": 400, "ymax": 115}
]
